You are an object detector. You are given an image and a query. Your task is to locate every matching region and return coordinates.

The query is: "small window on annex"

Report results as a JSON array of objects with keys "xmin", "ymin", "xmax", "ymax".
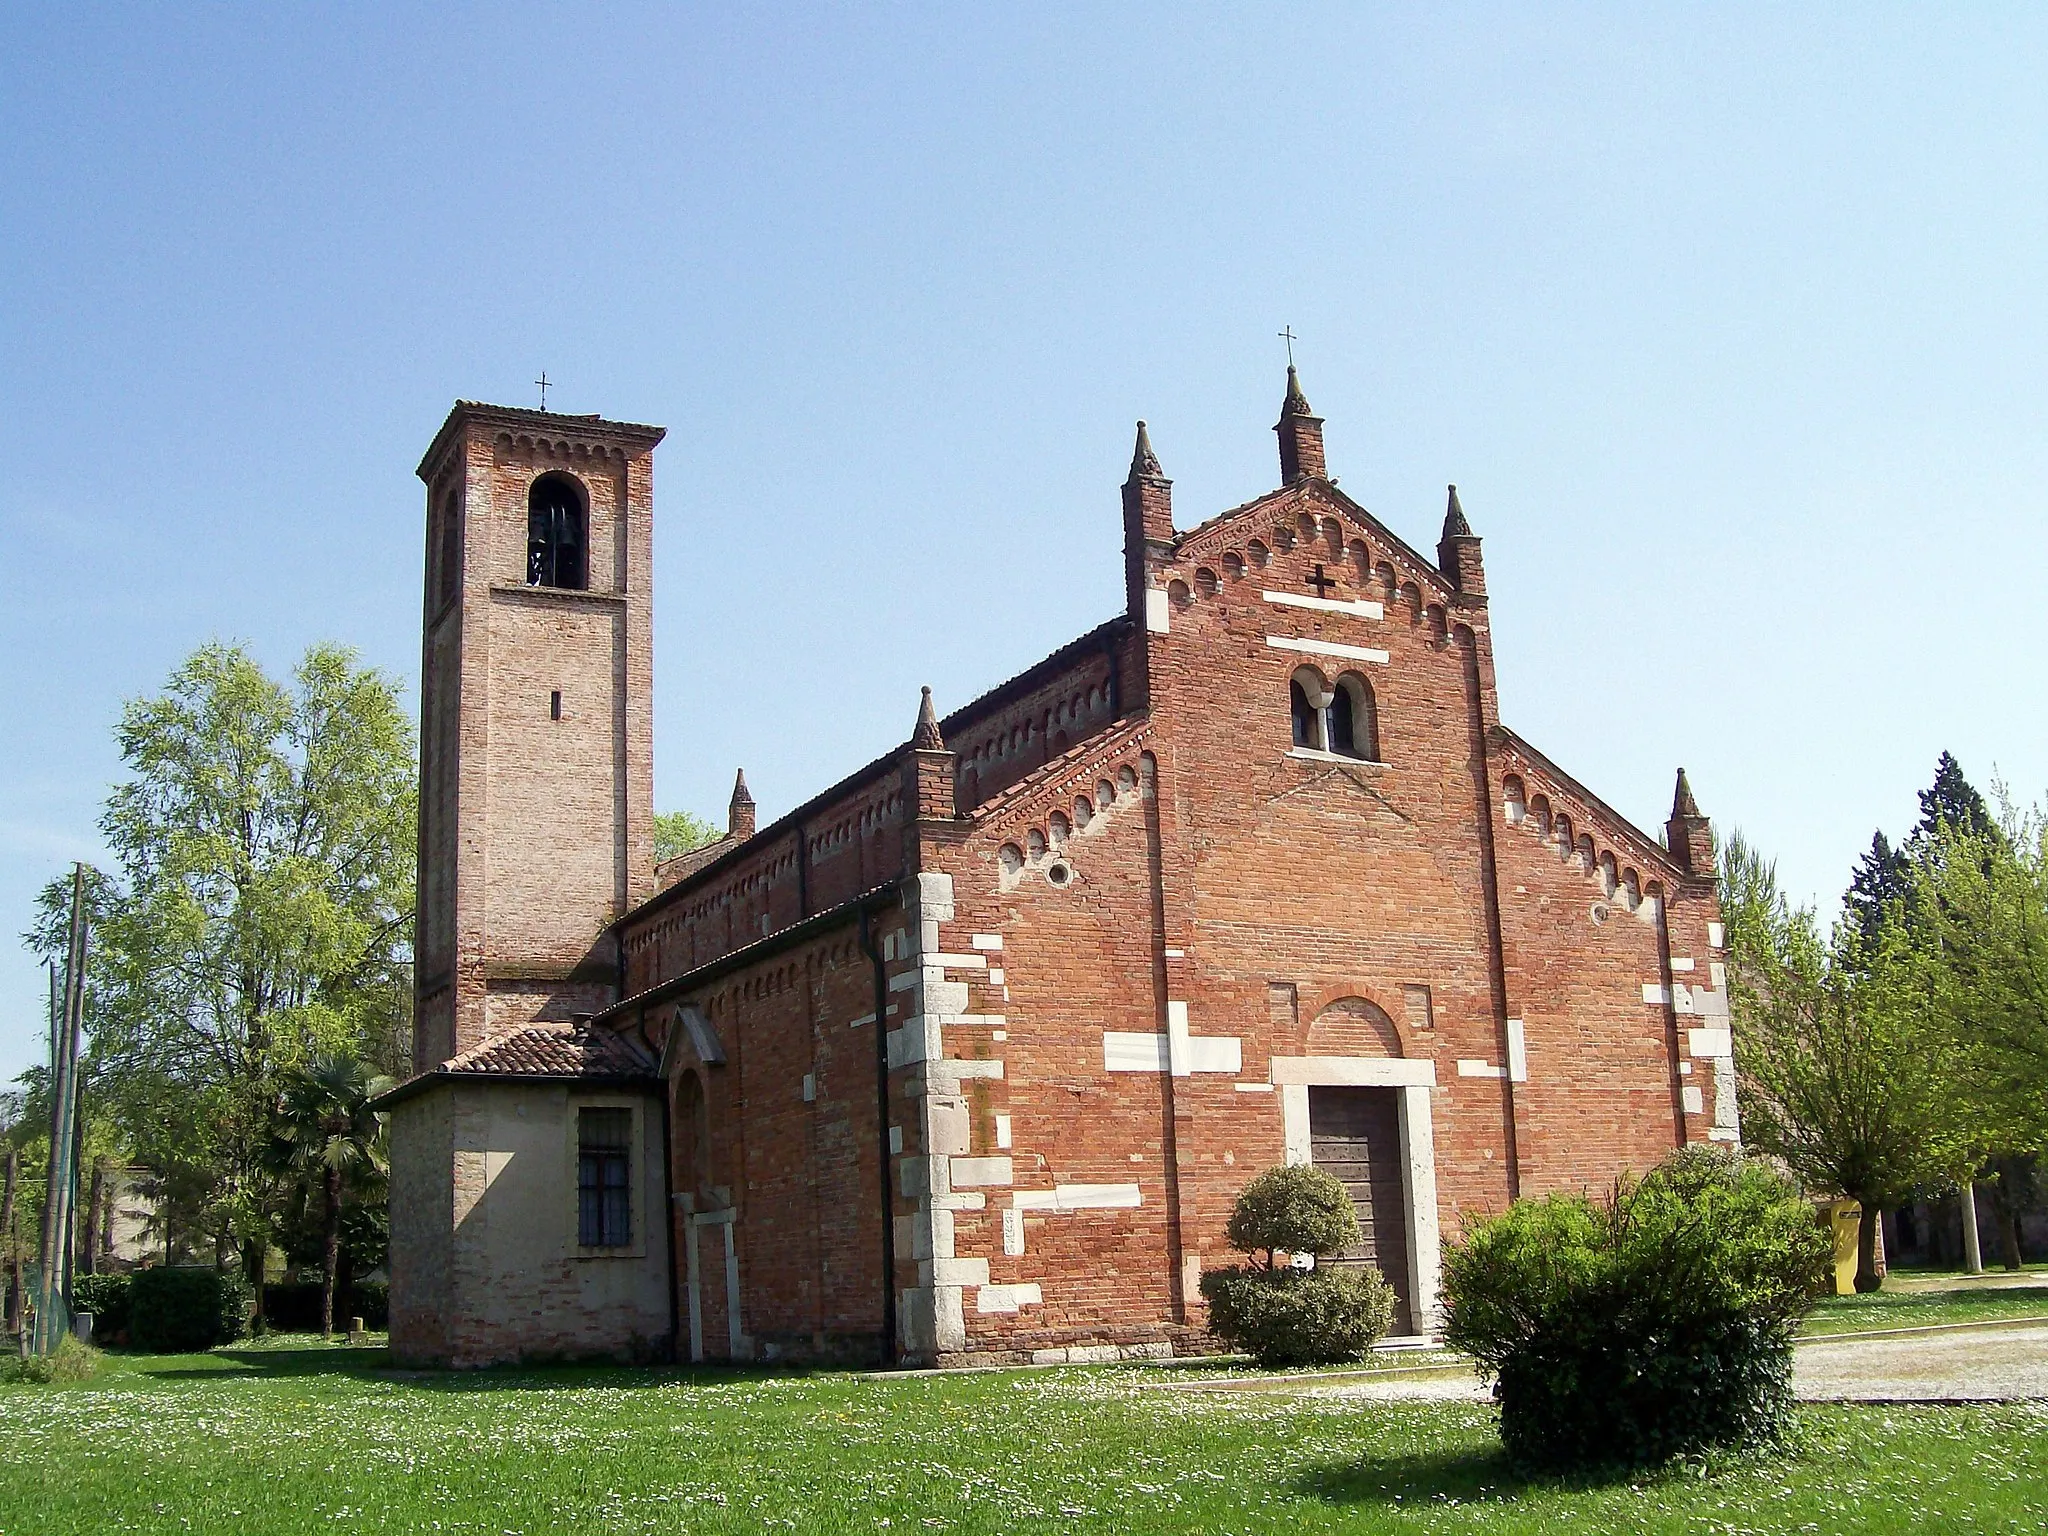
[
  {"xmin": 577, "ymin": 1107, "xmax": 632, "ymax": 1247},
  {"xmin": 1289, "ymin": 667, "xmax": 1380, "ymax": 762},
  {"xmin": 527, "ymin": 474, "xmax": 588, "ymax": 590}
]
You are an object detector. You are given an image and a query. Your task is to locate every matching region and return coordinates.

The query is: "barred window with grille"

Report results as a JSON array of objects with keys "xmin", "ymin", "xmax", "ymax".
[{"xmin": 577, "ymin": 1107, "xmax": 632, "ymax": 1248}]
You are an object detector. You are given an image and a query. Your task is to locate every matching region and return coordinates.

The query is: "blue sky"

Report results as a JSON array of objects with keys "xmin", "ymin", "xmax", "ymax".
[{"xmin": 4, "ymin": 6, "xmax": 2045, "ymax": 1083}]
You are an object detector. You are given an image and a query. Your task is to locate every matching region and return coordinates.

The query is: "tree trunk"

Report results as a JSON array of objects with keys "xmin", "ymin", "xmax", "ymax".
[
  {"xmin": 98, "ymin": 1167, "xmax": 115, "ymax": 1271},
  {"xmin": 0, "ymin": 1148, "xmax": 15, "ymax": 1335},
  {"xmin": 1855, "ymin": 1202, "xmax": 1884, "ymax": 1292},
  {"xmin": 80, "ymin": 1163, "xmax": 106, "ymax": 1278},
  {"xmin": 1994, "ymin": 1166, "xmax": 2027, "ymax": 1270},
  {"xmin": 321, "ymin": 1164, "xmax": 341, "ymax": 1338},
  {"xmin": 1961, "ymin": 1183, "xmax": 1984, "ymax": 1273},
  {"xmin": 250, "ymin": 1238, "xmax": 269, "ymax": 1335}
]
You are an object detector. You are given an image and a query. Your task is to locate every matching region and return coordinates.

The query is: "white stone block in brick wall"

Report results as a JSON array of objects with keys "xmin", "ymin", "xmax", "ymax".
[
  {"xmin": 970, "ymin": 934, "xmax": 1004, "ymax": 950},
  {"xmin": 1687, "ymin": 1027, "xmax": 1733, "ymax": 1059},
  {"xmin": 932, "ymin": 1256, "xmax": 990, "ymax": 1287},
  {"xmin": 934, "ymin": 1282, "xmax": 966, "ymax": 1352},
  {"xmin": 1643, "ymin": 983, "xmax": 1672, "ymax": 1005},
  {"xmin": 1002, "ymin": 1208, "xmax": 1025, "ymax": 1255},
  {"xmin": 929, "ymin": 1101, "xmax": 971, "ymax": 1156},
  {"xmin": 1682, "ymin": 1085, "xmax": 1705, "ymax": 1115},
  {"xmin": 976, "ymin": 1282, "xmax": 1042, "ymax": 1314},
  {"xmin": 1105, "ymin": 1031, "xmax": 1169, "ymax": 1072},
  {"xmin": 1011, "ymin": 1182, "xmax": 1140, "ymax": 1213},
  {"xmin": 1188, "ymin": 1037, "xmax": 1243, "ymax": 1074},
  {"xmin": 949, "ymin": 1156, "xmax": 1014, "ymax": 1187}
]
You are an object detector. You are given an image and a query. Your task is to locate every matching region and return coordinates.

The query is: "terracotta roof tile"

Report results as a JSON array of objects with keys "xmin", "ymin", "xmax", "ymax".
[{"xmin": 441, "ymin": 1021, "xmax": 656, "ymax": 1080}]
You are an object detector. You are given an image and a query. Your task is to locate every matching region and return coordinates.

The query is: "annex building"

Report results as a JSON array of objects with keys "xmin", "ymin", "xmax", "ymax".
[{"xmin": 382, "ymin": 370, "xmax": 1737, "ymax": 1368}]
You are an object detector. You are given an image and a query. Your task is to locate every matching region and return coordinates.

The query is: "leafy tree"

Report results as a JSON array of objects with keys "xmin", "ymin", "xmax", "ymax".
[
  {"xmin": 1844, "ymin": 830, "xmax": 1911, "ymax": 947},
  {"xmin": 24, "ymin": 642, "xmax": 415, "ymax": 1278},
  {"xmin": 1907, "ymin": 807, "xmax": 2048, "ymax": 1218},
  {"xmin": 1915, "ymin": 751, "xmax": 1997, "ymax": 844},
  {"xmin": 653, "ymin": 810, "xmax": 720, "ymax": 867},
  {"xmin": 1723, "ymin": 831, "xmax": 1975, "ymax": 1290},
  {"xmin": 270, "ymin": 1053, "xmax": 392, "ymax": 1336}
]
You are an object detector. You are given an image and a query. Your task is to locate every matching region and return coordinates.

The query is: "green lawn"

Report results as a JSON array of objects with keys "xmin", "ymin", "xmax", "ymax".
[
  {"xmin": 1802, "ymin": 1283, "xmax": 2048, "ymax": 1336},
  {"xmin": 2, "ymin": 1344, "xmax": 2045, "ymax": 1533}
]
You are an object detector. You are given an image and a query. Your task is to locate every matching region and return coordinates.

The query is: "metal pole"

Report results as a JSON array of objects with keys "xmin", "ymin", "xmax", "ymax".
[{"xmin": 34, "ymin": 866, "xmax": 87, "ymax": 1354}]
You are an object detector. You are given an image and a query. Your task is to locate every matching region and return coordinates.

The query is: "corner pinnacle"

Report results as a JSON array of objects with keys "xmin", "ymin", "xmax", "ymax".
[
  {"xmin": 1128, "ymin": 420, "xmax": 1163, "ymax": 480},
  {"xmin": 911, "ymin": 686, "xmax": 946, "ymax": 751},
  {"xmin": 1442, "ymin": 484, "xmax": 1473, "ymax": 540},
  {"xmin": 730, "ymin": 768, "xmax": 754, "ymax": 811},
  {"xmin": 1672, "ymin": 767, "xmax": 1702, "ymax": 820}
]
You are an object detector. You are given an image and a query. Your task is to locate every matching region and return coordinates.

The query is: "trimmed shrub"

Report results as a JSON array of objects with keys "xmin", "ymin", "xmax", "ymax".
[
  {"xmin": 129, "ymin": 1267, "xmax": 252, "ymax": 1353},
  {"xmin": 1226, "ymin": 1164, "xmax": 1360, "ymax": 1265},
  {"xmin": 72, "ymin": 1273, "xmax": 131, "ymax": 1338},
  {"xmin": 1200, "ymin": 1164, "xmax": 1395, "ymax": 1367},
  {"xmin": 1201, "ymin": 1264, "xmax": 1396, "ymax": 1367},
  {"xmin": 1441, "ymin": 1144, "xmax": 1831, "ymax": 1472}
]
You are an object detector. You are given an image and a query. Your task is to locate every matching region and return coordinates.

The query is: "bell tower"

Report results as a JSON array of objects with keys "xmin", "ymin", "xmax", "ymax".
[{"xmin": 413, "ymin": 402, "xmax": 665, "ymax": 1070}]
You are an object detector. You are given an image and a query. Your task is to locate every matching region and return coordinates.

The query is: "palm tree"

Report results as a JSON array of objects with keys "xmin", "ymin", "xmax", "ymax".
[{"xmin": 272, "ymin": 1053, "xmax": 391, "ymax": 1337}]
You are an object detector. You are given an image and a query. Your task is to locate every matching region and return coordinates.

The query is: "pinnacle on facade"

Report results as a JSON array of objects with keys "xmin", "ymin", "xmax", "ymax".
[
  {"xmin": 1278, "ymin": 364, "xmax": 1314, "ymax": 421},
  {"xmin": 1128, "ymin": 420, "xmax": 1164, "ymax": 481},
  {"xmin": 728, "ymin": 767, "xmax": 757, "ymax": 839},
  {"xmin": 1442, "ymin": 484, "xmax": 1473, "ymax": 541},
  {"xmin": 1671, "ymin": 767, "xmax": 1702, "ymax": 820},
  {"xmin": 911, "ymin": 686, "xmax": 946, "ymax": 751}
]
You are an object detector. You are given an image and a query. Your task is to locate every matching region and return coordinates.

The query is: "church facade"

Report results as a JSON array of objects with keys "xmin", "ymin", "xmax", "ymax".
[{"xmin": 382, "ymin": 373, "xmax": 1735, "ymax": 1368}]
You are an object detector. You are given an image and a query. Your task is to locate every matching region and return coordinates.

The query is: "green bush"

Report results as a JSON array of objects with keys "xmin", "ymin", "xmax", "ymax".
[
  {"xmin": 72, "ymin": 1273, "xmax": 131, "ymax": 1338},
  {"xmin": 1225, "ymin": 1163, "xmax": 1360, "ymax": 1263},
  {"xmin": 2, "ymin": 1333, "xmax": 103, "ymax": 1385},
  {"xmin": 1200, "ymin": 1164, "xmax": 1394, "ymax": 1367},
  {"xmin": 1200, "ymin": 1264, "xmax": 1396, "ymax": 1366},
  {"xmin": 128, "ymin": 1267, "xmax": 253, "ymax": 1353},
  {"xmin": 1441, "ymin": 1144, "xmax": 1831, "ymax": 1471}
]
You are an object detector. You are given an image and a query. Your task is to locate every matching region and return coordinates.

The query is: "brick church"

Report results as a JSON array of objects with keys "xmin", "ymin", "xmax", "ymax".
[{"xmin": 382, "ymin": 369, "xmax": 1737, "ymax": 1368}]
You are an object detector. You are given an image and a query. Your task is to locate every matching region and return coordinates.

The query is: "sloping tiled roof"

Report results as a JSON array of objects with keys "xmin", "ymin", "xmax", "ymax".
[
  {"xmin": 371, "ymin": 1022, "xmax": 658, "ymax": 1110},
  {"xmin": 443, "ymin": 1021, "xmax": 656, "ymax": 1078}
]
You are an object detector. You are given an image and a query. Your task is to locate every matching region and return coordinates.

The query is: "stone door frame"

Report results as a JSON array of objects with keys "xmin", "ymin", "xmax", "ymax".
[{"xmin": 1270, "ymin": 1055, "xmax": 1441, "ymax": 1333}]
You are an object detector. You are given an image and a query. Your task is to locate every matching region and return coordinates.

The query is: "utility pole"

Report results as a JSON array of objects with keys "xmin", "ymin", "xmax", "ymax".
[{"xmin": 33, "ymin": 865, "xmax": 87, "ymax": 1354}]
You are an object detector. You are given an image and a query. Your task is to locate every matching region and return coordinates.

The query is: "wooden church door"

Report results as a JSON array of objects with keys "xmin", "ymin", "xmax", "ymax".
[{"xmin": 1307, "ymin": 1085, "xmax": 1414, "ymax": 1335}]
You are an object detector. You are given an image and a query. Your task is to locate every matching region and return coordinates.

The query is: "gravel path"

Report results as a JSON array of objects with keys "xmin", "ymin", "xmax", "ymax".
[
  {"xmin": 1275, "ymin": 1322, "xmax": 2048, "ymax": 1404},
  {"xmin": 1793, "ymin": 1321, "xmax": 2048, "ymax": 1402}
]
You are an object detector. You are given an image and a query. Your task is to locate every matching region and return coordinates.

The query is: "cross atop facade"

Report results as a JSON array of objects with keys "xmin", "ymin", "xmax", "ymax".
[
  {"xmin": 535, "ymin": 372, "xmax": 551, "ymax": 411},
  {"xmin": 1278, "ymin": 326, "xmax": 1298, "ymax": 367},
  {"xmin": 1306, "ymin": 562, "xmax": 1340, "ymax": 598}
]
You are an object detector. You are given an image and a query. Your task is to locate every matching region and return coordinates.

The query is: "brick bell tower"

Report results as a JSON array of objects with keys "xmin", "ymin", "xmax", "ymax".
[{"xmin": 413, "ymin": 402, "xmax": 665, "ymax": 1070}]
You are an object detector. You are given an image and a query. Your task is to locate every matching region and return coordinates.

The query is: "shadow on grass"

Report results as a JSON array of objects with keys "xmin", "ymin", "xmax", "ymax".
[
  {"xmin": 1291, "ymin": 1445, "xmax": 1648, "ymax": 1508},
  {"xmin": 135, "ymin": 1345, "xmax": 866, "ymax": 1394}
]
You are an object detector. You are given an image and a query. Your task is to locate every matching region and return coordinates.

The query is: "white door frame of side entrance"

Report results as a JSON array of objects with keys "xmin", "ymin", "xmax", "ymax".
[{"xmin": 1269, "ymin": 1055, "xmax": 1440, "ymax": 1333}]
